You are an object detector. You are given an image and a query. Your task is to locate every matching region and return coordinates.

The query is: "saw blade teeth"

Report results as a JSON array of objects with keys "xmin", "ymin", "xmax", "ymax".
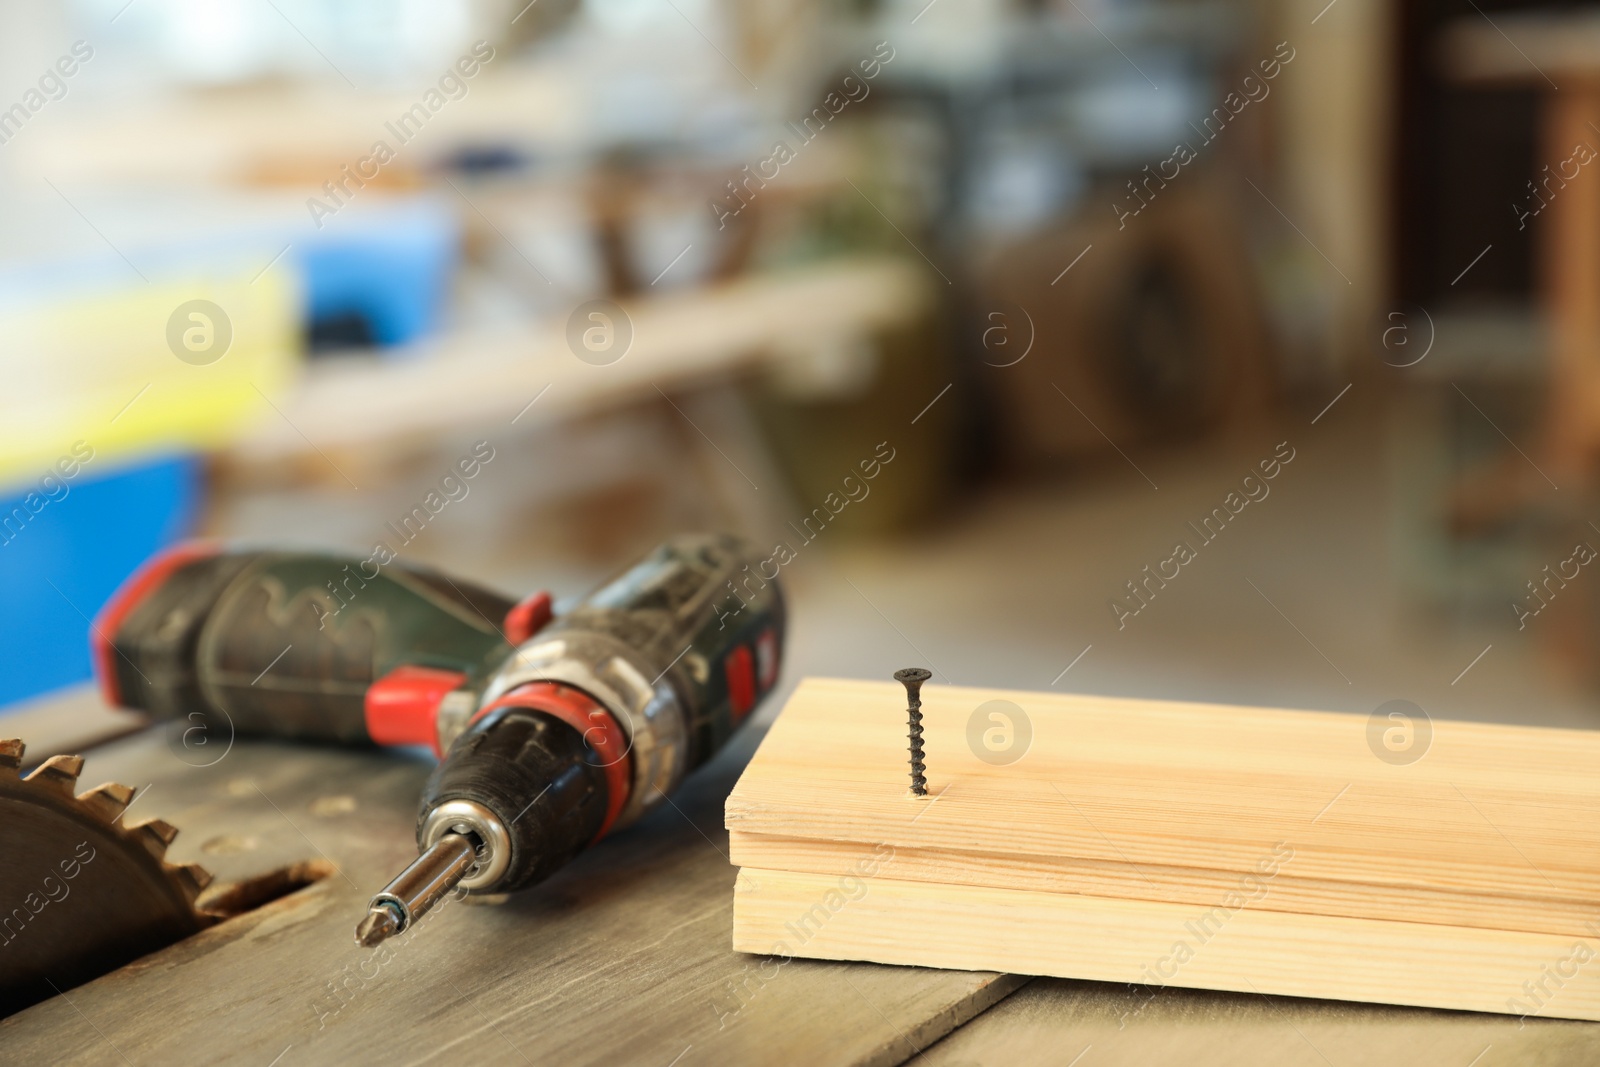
[
  {"xmin": 128, "ymin": 818, "xmax": 180, "ymax": 859},
  {"xmin": 77, "ymin": 781, "xmax": 137, "ymax": 824},
  {"xmin": 23, "ymin": 754, "xmax": 85, "ymax": 795},
  {"xmin": 167, "ymin": 862, "xmax": 214, "ymax": 901},
  {"xmin": 2, "ymin": 736, "xmax": 215, "ymax": 969}
]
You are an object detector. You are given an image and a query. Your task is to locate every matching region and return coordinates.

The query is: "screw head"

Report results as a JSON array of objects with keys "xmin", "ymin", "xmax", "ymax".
[{"xmin": 894, "ymin": 667, "xmax": 932, "ymax": 697}]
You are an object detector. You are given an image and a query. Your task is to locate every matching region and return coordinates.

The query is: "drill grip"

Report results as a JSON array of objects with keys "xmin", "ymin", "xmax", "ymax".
[{"xmin": 96, "ymin": 545, "xmax": 514, "ymax": 745}]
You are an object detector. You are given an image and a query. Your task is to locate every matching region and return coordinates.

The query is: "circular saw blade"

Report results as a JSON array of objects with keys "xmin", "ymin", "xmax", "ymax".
[{"xmin": 0, "ymin": 738, "xmax": 214, "ymax": 1018}]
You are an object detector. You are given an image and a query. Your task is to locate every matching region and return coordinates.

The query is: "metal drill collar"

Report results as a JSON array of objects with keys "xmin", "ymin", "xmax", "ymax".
[{"xmin": 421, "ymin": 799, "xmax": 511, "ymax": 891}]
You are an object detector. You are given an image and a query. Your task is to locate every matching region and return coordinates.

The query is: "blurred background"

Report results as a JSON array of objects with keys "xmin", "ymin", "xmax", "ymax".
[{"xmin": 1, "ymin": 0, "xmax": 1593, "ymax": 733}]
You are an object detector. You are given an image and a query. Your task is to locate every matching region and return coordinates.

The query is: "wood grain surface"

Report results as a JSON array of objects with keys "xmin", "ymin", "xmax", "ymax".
[
  {"xmin": 918, "ymin": 977, "xmax": 1600, "ymax": 1067},
  {"xmin": 734, "ymin": 868, "xmax": 1600, "ymax": 1022},
  {"xmin": 726, "ymin": 678, "xmax": 1600, "ymax": 933}
]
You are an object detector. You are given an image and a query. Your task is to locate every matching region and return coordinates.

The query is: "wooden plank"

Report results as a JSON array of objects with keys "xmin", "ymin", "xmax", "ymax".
[
  {"xmin": 725, "ymin": 678, "xmax": 1600, "ymax": 1021},
  {"xmin": 227, "ymin": 257, "xmax": 929, "ymax": 464},
  {"xmin": 726, "ymin": 679, "xmax": 1600, "ymax": 933},
  {"xmin": 728, "ymin": 832, "xmax": 1600, "ymax": 938},
  {"xmin": 0, "ymin": 691, "xmax": 1018, "ymax": 1066},
  {"xmin": 4, "ymin": 70, "xmax": 581, "ymax": 186},
  {"xmin": 735, "ymin": 868, "xmax": 1600, "ymax": 1022},
  {"xmin": 1441, "ymin": 14, "xmax": 1600, "ymax": 84}
]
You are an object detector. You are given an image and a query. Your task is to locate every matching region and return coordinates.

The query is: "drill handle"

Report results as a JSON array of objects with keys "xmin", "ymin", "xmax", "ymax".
[{"xmin": 94, "ymin": 544, "xmax": 518, "ymax": 746}]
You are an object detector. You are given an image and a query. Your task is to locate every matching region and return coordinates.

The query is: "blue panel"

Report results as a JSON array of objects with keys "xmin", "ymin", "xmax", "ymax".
[
  {"xmin": 297, "ymin": 199, "xmax": 460, "ymax": 348},
  {"xmin": 0, "ymin": 456, "xmax": 201, "ymax": 708}
]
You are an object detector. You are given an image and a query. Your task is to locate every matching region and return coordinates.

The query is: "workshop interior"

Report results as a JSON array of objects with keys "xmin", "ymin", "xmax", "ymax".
[{"xmin": 3, "ymin": 0, "xmax": 1599, "ymax": 1063}]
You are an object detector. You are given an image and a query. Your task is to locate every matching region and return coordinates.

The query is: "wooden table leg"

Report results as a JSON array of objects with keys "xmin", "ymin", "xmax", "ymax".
[{"xmin": 1541, "ymin": 79, "xmax": 1600, "ymax": 486}]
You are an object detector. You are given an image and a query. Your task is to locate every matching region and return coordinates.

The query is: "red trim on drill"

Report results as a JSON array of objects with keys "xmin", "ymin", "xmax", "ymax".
[
  {"xmin": 471, "ymin": 682, "xmax": 632, "ymax": 841},
  {"xmin": 502, "ymin": 590, "xmax": 553, "ymax": 645},
  {"xmin": 365, "ymin": 665, "xmax": 468, "ymax": 749},
  {"xmin": 91, "ymin": 540, "xmax": 221, "ymax": 708},
  {"xmin": 726, "ymin": 644, "xmax": 756, "ymax": 722}
]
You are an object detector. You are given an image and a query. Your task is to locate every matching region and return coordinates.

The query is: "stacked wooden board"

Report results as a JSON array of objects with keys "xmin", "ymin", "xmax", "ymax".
[{"xmin": 726, "ymin": 678, "xmax": 1600, "ymax": 1021}]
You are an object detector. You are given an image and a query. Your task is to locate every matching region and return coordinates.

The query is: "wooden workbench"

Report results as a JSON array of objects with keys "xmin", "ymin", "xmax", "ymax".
[
  {"xmin": 0, "ymin": 685, "xmax": 1016, "ymax": 1066},
  {"xmin": 4, "ymin": 684, "xmax": 1600, "ymax": 1065}
]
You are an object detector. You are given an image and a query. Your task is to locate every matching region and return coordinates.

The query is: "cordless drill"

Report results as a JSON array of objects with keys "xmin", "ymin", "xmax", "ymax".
[{"xmin": 92, "ymin": 534, "xmax": 785, "ymax": 945}]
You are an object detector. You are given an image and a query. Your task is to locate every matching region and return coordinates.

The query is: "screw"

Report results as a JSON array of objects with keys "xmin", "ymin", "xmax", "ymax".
[{"xmin": 895, "ymin": 667, "xmax": 932, "ymax": 796}]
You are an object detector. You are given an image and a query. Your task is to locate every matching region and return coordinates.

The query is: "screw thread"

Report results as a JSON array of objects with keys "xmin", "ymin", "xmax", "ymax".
[{"xmin": 907, "ymin": 702, "xmax": 927, "ymax": 795}]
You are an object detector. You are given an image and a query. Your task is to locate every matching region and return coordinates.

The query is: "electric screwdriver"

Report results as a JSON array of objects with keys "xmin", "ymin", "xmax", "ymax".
[{"xmin": 92, "ymin": 534, "xmax": 785, "ymax": 945}]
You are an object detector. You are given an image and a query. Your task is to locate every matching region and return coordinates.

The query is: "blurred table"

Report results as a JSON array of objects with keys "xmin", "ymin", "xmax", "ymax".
[
  {"xmin": 218, "ymin": 255, "xmax": 932, "ymax": 542},
  {"xmin": 228, "ymin": 256, "xmax": 930, "ymax": 467}
]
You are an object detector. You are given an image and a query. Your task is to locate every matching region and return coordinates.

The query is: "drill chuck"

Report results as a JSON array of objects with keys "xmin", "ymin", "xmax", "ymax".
[{"xmin": 356, "ymin": 704, "xmax": 613, "ymax": 945}]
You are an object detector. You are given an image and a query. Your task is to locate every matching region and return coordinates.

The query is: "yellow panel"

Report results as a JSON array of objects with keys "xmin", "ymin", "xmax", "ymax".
[{"xmin": 0, "ymin": 265, "xmax": 301, "ymax": 487}]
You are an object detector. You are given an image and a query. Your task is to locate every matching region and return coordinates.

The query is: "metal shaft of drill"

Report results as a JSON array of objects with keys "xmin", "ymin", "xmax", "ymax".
[{"xmin": 355, "ymin": 832, "xmax": 476, "ymax": 947}]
